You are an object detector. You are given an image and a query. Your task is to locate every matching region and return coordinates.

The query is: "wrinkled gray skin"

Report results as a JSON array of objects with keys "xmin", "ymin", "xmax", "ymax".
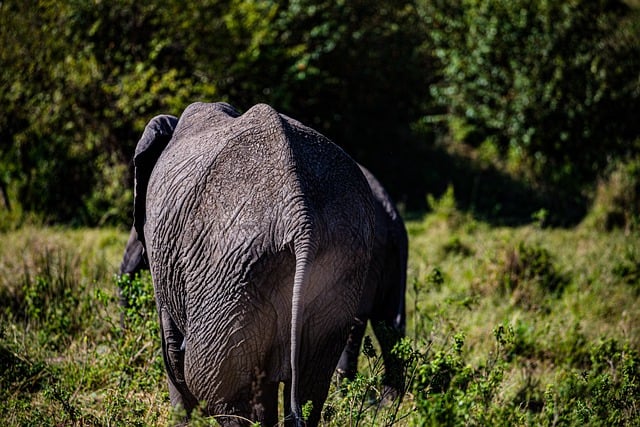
[
  {"xmin": 120, "ymin": 166, "xmax": 408, "ymax": 406},
  {"xmin": 131, "ymin": 102, "xmax": 375, "ymax": 427}
]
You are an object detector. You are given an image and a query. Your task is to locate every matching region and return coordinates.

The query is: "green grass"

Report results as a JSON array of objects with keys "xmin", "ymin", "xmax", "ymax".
[{"xmin": 1, "ymin": 209, "xmax": 639, "ymax": 426}]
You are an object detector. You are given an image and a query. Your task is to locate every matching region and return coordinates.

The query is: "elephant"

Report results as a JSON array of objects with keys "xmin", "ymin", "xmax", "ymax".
[
  {"xmin": 336, "ymin": 165, "xmax": 408, "ymax": 397},
  {"xmin": 130, "ymin": 102, "xmax": 376, "ymax": 427},
  {"xmin": 119, "ymin": 165, "xmax": 408, "ymax": 413}
]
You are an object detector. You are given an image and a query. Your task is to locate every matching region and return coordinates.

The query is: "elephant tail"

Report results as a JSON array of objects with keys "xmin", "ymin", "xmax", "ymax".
[{"xmin": 290, "ymin": 238, "xmax": 315, "ymax": 426}]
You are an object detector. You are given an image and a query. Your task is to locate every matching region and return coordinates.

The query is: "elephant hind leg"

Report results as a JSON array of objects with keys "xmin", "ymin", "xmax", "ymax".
[
  {"xmin": 206, "ymin": 380, "xmax": 278, "ymax": 427},
  {"xmin": 283, "ymin": 382, "xmax": 312, "ymax": 427},
  {"xmin": 336, "ymin": 316, "xmax": 367, "ymax": 382},
  {"xmin": 293, "ymin": 319, "xmax": 355, "ymax": 427},
  {"xmin": 252, "ymin": 381, "xmax": 279, "ymax": 427},
  {"xmin": 371, "ymin": 320, "xmax": 405, "ymax": 393},
  {"xmin": 159, "ymin": 308, "xmax": 198, "ymax": 413}
]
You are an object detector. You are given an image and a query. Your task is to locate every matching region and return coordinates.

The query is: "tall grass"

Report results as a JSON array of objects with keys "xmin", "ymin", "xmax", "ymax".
[
  {"xmin": 1, "ymin": 210, "xmax": 639, "ymax": 425},
  {"xmin": 0, "ymin": 227, "xmax": 167, "ymax": 426}
]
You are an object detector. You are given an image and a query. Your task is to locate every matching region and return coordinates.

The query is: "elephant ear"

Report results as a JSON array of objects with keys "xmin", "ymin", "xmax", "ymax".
[{"xmin": 133, "ymin": 114, "xmax": 178, "ymax": 248}]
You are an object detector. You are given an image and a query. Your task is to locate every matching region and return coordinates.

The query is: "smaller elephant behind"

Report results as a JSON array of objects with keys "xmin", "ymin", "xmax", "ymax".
[
  {"xmin": 336, "ymin": 165, "xmax": 408, "ymax": 397},
  {"xmin": 118, "ymin": 166, "xmax": 408, "ymax": 398}
]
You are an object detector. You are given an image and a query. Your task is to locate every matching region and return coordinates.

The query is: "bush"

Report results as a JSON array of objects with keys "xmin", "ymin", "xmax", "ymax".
[
  {"xmin": 612, "ymin": 241, "xmax": 640, "ymax": 293},
  {"xmin": 116, "ymin": 271, "xmax": 157, "ymax": 331},
  {"xmin": 586, "ymin": 156, "xmax": 640, "ymax": 232},
  {"xmin": 502, "ymin": 242, "xmax": 569, "ymax": 294},
  {"xmin": 0, "ymin": 0, "xmax": 432, "ymax": 225},
  {"xmin": 407, "ymin": 330, "xmax": 529, "ymax": 426},
  {"xmin": 0, "ymin": 246, "xmax": 97, "ymax": 350},
  {"xmin": 480, "ymin": 241, "xmax": 570, "ymax": 311},
  {"xmin": 423, "ymin": 0, "xmax": 640, "ymax": 184},
  {"xmin": 542, "ymin": 339, "xmax": 640, "ymax": 426}
]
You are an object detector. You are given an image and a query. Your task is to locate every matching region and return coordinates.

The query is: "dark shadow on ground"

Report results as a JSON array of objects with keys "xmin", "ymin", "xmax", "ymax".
[{"xmin": 361, "ymin": 140, "xmax": 589, "ymax": 228}]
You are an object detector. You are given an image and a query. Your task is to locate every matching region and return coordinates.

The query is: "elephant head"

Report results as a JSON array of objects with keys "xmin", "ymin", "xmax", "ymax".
[{"xmin": 131, "ymin": 102, "xmax": 376, "ymax": 426}]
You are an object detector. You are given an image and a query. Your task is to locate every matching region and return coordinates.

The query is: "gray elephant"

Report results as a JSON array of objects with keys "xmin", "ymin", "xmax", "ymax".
[
  {"xmin": 337, "ymin": 165, "xmax": 407, "ymax": 397},
  {"xmin": 119, "ymin": 166, "xmax": 408, "ymax": 410},
  {"xmin": 131, "ymin": 102, "xmax": 375, "ymax": 426}
]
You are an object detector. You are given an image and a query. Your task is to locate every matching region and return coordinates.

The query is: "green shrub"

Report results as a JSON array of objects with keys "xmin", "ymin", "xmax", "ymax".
[
  {"xmin": 426, "ymin": 185, "xmax": 462, "ymax": 227},
  {"xmin": 489, "ymin": 241, "xmax": 570, "ymax": 310},
  {"xmin": 408, "ymin": 329, "xmax": 529, "ymax": 426},
  {"xmin": 612, "ymin": 242, "xmax": 640, "ymax": 292},
  {"xmin": 0, "ymin": 247, "xmax": 96, "ymax": 350},
  {"xmin": 111, "ymin": 272, "xmax": 164, "ymax": 392},
  {"xmin": 586, "ymin": 156, "xmax": 640, "ymax": 232},
  {"xmin": 116, "ymin": 271, "xmax": 157, "ymax": 331},
  {"xmin": 439, "ymin": 236, "xmax": 474, "ymax": 258},
  {"xmin": 542, "ymin": 339, "xmax": 640, "ymax": 426},
  {"xmin": 424, "ymin": 0, "xmax": 640, "ymax": 184},
  {"xmin": 0, "ymin": 229, "xmax": 168, "ymax": 426}
]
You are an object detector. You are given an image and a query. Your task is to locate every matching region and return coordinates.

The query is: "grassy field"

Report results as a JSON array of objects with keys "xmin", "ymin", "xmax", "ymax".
[{"xmin": 1, "ymin": 201, "xmax": 639, "ymax": 425}]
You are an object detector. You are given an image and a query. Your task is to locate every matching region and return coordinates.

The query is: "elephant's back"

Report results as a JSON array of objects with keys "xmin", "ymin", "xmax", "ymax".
[
  {"xmin": 148, "ymin": 102, "xmax": 373, "ymax": 247},
  {"xmin": 144, "ymin": 102, "xmax": 375, "ymax": 331}
]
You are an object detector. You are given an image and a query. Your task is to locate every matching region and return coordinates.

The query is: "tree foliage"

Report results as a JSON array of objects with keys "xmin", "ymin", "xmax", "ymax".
[
  {"xmin": 0, "ymin": 0, "xmax": 639, "ymax": 225},
  {"xmin": 423, "ymin": 0, "xmax": 640, "ymax": 183}
]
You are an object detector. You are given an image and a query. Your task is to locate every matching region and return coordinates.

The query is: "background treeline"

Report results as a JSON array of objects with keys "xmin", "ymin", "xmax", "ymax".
[{"xmin": 1, "ymin": 0, "xmax": 639, "ymax": 226}]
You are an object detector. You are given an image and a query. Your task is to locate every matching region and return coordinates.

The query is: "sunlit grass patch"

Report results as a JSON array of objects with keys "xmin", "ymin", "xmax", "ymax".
[{"xmin": 1, "ymin": 219, "xmax": 639, "ymax": 425}]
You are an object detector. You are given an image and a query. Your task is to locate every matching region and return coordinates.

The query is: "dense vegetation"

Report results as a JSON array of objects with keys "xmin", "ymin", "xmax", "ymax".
[
  {"xmin": 1, "ymin": 0, "xmax": 639, "ymax": 226},
  {"xmin": 1, "ymin": 205, "xmax": 639, "ymax": 425},
  {"xmin": 1, "ymin": 0, "xmax": 640, "ymax": 426}
]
